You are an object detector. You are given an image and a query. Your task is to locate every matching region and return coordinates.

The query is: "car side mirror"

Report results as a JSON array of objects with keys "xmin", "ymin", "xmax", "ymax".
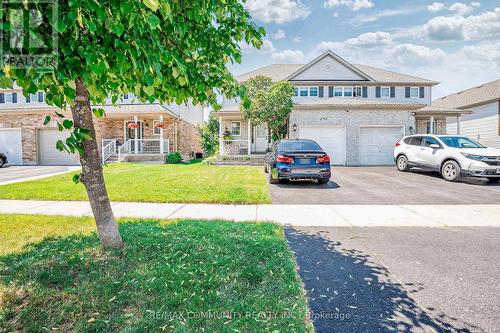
[{"xmin": 430, "ymin": 144, "xmax": 441, "ymax": 149}]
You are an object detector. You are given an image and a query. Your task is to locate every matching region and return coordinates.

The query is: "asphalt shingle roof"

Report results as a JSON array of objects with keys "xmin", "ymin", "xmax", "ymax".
[
  {"xmin": 433, "ymin": 79, "xmax": 500, "ymax": 109},
  {"xmin": 235, "ymin": 63, "xmax": 438, "ymax": 85}
]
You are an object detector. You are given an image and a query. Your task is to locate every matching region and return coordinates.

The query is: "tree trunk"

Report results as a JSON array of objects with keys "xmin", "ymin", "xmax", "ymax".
[{"xmin": 71, "ymin": 79, "xmax": 123, "ymax": 248}]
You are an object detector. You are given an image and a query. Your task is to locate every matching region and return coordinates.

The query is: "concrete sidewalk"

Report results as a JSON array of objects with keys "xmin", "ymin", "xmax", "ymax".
[{"xmin": 1, "ymin": 200, "xmax": 499, "ymax": 227}]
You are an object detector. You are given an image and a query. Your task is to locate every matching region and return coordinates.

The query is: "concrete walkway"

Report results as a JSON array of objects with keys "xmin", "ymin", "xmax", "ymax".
[{"xmin": 1, "ymin": 200, "xmax": 500, "ymax": 227}]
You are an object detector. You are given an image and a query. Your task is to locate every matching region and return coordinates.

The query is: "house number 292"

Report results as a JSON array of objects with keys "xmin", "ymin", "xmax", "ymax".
[{"xmin": 320, "ymin": 117, "xmax": 328, "ymax": 121}]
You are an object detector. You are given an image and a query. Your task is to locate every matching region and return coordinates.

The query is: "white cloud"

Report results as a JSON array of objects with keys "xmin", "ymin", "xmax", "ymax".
[
  {"xmin": 427, "ymin": 2, "xmax": 445, "ymax": 12},
  {"xmin": 271, "ymin": 49, "xmax": 305, "ymax": 63},
  {"xmin": 271, "ymin": 29, "xmax": 286, "ymax": 40},
  {"xmin": 245, "ymin": 0, "xmax": 310, "ymax": 24},
  {"xmin": 423, "ymin": 8, "xmax": 500, "ymax": 41},
  {"xmin": 292, "ymin": 36, "xmax": 302, "ymax": 43},
  {"xmin": 351, "ymin": 9, "xmax": 413, "ymax": 25},
  {"xmin": 323, "ymin": 0, "xmax": 374, "ymax": 11},
  {"xmin": 448, "ymin": 2, "xmax": 473, "ymax": 15},
  {"xmin": 471, "ymin": 2, "xmax": 480, "ymax": 7},
  {"xmin": 333, "ymin": 12, "xmax": 339, "ymax": 17},
  {"xmin": 388, "ymin": 43, "xmax": 446, "ymax": 66}
]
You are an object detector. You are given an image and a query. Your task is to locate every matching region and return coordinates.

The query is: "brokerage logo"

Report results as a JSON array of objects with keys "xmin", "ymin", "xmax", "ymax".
[{"xmin": 1, "ymin": 0, "xmax": 58, "ymax": 70}]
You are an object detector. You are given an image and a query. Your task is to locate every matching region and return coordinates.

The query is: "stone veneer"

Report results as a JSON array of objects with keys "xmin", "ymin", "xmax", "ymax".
[{"xmin": 0, "ymin": 111, "xmax": 202, "ymax": 165}]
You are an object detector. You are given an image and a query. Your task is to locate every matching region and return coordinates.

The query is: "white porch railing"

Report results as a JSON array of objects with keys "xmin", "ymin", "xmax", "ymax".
[
  {"xmin": 221, "ymin": 140, "xmax": 249, "ymax": 156},
  {"xmin": 101, "ymin": 139, "xmax": 117, "ymax": 164},
  {"xmin": 117, "ymin": 139, "xmax": 170, "ymax": 162}
]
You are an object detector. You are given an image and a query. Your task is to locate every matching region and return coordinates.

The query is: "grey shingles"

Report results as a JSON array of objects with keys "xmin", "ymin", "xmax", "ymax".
[{"xmin": 433, "ymin": 79, "xmax": 500, "ymax": 109}]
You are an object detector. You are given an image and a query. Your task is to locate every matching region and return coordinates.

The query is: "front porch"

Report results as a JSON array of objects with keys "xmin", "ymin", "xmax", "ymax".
[
  {"xmin": 97, "ymin": 113, "xmax": 174, "ymax": 164},
  {"xmin": 413, "ymin": 106, "xmax": 473, "ymax": 135},
  {"xmin": 217, "ymin": 111, "xmax": 271, "ymax": 156}
]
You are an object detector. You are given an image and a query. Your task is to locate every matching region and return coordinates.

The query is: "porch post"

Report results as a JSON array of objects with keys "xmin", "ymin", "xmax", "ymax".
[
  {"xmin": 430, "ymin": 115, "xmax": 435, "ymax": 134},
  {"xmin": 456, "ymin": 115, "xmax": 461, "ymax": 135},
  {"xmin": 247, "ymin": 120, "xmax": 251, "ymax": 156},
  {"xmin": 134, "ymin": 115, "xmax": 138, "ymax": 154},
  {"xmin": 219, "ymin": 116, "xmax": 223, "ymax": 155},
  {"xmin": 159, "ymin": 115, "xmax": 164, "ymax": 154}
]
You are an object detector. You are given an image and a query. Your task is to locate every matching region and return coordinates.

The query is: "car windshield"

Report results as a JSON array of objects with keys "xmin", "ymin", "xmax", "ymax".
[
  {"xmin": 439, "ymin": 136, "xmax": 485, "ymax": 148},
  {"xmin": 279, "ymin": 140, "xmax": 322, "ymax": 151}
]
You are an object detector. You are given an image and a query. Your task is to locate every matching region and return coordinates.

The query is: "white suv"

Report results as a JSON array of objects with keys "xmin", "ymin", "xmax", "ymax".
[{"xmin": 394, "ymin": 135, "xmax": 500, "ymax": 182}]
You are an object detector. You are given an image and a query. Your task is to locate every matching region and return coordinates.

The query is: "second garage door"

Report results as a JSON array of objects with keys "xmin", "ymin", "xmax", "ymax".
[
  {"xmin": 38, "ymin": 129, "xmax": 80, "ymax": 165},
  {"xmin": 299, "ymin": 125, "xmax": 346, "ymax": 165},
  {"xmin": 359, "ymin": 126, "xmax": 404, "ymax": 165},
  {"xmin": 0, "ymin": 128, "xmax": 23, "ymax": 165}
]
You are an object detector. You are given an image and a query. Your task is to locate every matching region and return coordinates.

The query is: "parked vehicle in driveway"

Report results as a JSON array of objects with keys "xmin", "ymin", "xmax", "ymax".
[
  {"xmin": 264, "ymin": 139, "xmax": 331, "ymax": 184},
  {"xmin": 394, "ymin": 135, "xmax": 500, "ymax": 182},
  {"xmin": 0, "ymin": 153, "xmax": 7, "ymax": 168}
]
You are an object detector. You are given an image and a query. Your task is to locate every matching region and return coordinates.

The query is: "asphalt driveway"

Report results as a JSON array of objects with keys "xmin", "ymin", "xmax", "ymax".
[
  {"xmin": 0, "ymin": 165, "xmax": 78, "ymax": 185},
  {"xmin": 286, "ymin": 226, "xmax": 500, "ymax": 333},
  {"xmin": 270, "ymin": 166, "xmax": 500, "ymax": 205}
]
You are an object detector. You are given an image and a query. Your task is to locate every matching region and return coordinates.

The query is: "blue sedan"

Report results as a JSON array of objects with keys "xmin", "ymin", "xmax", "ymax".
[{"xmin": 264, "ymin": 139, "xmax": 331, "ymax": 184}]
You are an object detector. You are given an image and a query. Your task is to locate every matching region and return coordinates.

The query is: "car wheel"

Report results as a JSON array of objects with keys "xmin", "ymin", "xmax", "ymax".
[
  {"xmin": 441, "ymin": 160, "xmax": 462, "ymax": 182},
  {"xmin": 0, "ymin": 157, "xmax": 4, "ymax": 168},
  {"xmin": 317, "ymin": 178, "xmax": 329, "ymax": 184},
  {"xmin": 269, "ymin": 172, "xmax": 280, "ymax": 184},
  {"xmin": 487, "ymin": 177, "xmax": 500, "ymax": 183},
  {"xmin": 396, "ymin": 155, "xmax": 410, "ymax": 172}
]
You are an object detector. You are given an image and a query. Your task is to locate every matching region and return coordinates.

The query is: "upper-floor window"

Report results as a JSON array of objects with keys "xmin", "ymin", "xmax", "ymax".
[
  {"xmin": 334, "ymin": 87, "xmax": 343, "ymax": 97},
  {"xmin": 381, "ymin": 87, "xmax": 390, "ymax": 98},
  {"xmin": 38, "ymin": 91, "xmax": 44, "ymax": 102},
  {"xmin": 309, "ymin": 87, "xmax": 318, "ymax": 97},
  {"xmin": 231, "ymin": 121, "xmax": 241, "ymax": 136},
  {"xmin": 299, "ymin": 87, "xmax": 308, "ymax": 97},
  {"xmin": 343, "ymin": 87, "xmax": 353, "ymax": 97},
  {"xmin": 410, "ymin": 87, "xmax": 419, "ymax": 98},
  {"xmin": 294, "ymin": 87, "xmax": 298, "ymax": 96},
  {"xmin": 333, "ymin": 87, "xmax": 355, "ymax": 97}
]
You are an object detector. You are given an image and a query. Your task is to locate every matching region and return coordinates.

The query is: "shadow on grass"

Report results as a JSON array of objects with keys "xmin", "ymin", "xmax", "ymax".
[
  {"xmin": 285, "ymin": 227, "xmax": 479, "ymax": 333},
  {"xmin": 0, "ymin": 220, "xmax": 312, "ymax": 332}
]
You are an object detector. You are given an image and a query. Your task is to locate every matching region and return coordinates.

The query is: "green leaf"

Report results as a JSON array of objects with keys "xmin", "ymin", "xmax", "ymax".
[
  {"xmin": 0, "ymin": 76, "xmax": 13, "ymax": 88},
  {"xmin": 242, "ymin": 97, "xmax": 251, "ymax": 109},
  {"xmin": 63, "ymin": 119, "xmax": 73, "ymax": 129},
  {"xmin": 146, "ymin": 14, "xmax": 160, "ymax": 28},
  {"xmin": 57, "ymin": 122, "xmax": 64, "ymax": 131},
  {"xmin": 112, "ymin": 22, "xmax": 125, "ymax": 36},
  {"xmin": 43, "ymin": 116, "xmax": 51, "ymax": 125},
  {"xmin": 93, "ymin": 108, "xmax": 105, "ymax": 118},
  {"xmin": 143, "ymin": 0, "xmax": 159, "ymax": 11},
  {"xmin": 143, "ymin": 86, "xmax": 155, "ymax": 96},
  {"xmin": 67, "ymin": 80, "xmax": 76, "ymax": 90},
  {"xmin": 91, "ymin": 62, "xmax": 106, "ymax": 75},
  {"xmin": 57, "ymin": 19, "xmax": 68, "ymax": 33},
  {"xmin": 56, "ymin": 140, "xmax": 67, "ymax": 152},
  {"xmin": 72, "ymin": 173, "xmax": 81, "ymax": 184}
]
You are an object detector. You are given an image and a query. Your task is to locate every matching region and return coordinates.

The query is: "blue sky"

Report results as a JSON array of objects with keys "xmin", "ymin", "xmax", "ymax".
[{"xmin": 232, "ymin": 0, "xmax": 500, "ymax": 98}]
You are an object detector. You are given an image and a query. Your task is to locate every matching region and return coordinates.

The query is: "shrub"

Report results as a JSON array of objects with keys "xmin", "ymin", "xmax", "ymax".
[
  {"xmin": 202, "ymin": 155, "xmax": 218, "ymax": 165},
  {"xmin": 166, "ymin": 152, "xmax": 182, "ymax": 164}
]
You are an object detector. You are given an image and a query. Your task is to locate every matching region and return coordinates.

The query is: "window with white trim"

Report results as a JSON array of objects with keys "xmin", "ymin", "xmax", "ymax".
[
  {"xmin": 410, "ymin": 87, "xmax": 419, "ymax": 98},
  {"xmin": 293, "ymin": 87, "xmax": 298, "ymax": 97},
  {"xmin": 334, "ymin": 87, "xmax": 343, "ymax": 97},
  {"xmin": 343, "ymin": 87, "xmax": 353, "ymax": 97},
  {"xmin": 231, "ymin": 121, "xmax": 241, "ymax": 136},
  {"xmin": 5, "ymin": 93, "xmax": 12, "ymax": 103},
  {"xmin": 309, "ymin": 87, "xmax": 318, "ymax": 97},
  {"xmin": 354, "ymin": 86, "xmax": 362, "ymax": 98},
  {"xmin": 299, "ymin": 87, "xmax": 308, "ymax": 97},
  {"xmin": 381, "ymin": 87, "xmax": 390, "ymax": 98}
]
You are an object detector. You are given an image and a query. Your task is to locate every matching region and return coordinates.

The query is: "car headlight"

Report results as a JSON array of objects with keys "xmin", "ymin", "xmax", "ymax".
[{"xmin": 461, "ymin": 153, "xmax": 485, "ymax": 161}]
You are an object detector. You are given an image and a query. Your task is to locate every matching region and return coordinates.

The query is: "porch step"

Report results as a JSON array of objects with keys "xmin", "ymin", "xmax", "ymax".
[{"xmin": 216, "ymin": 156, "xmax": 265, "ymax": 166}]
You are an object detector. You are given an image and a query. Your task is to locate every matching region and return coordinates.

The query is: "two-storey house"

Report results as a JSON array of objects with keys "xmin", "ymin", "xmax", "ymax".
[
  {"xmin": 215, "ymin": 50, "xmax": 469, "ymax": 166},
  {"xmin": 0, "ymin": 85, "xmax": 203, "ymax": 165}
]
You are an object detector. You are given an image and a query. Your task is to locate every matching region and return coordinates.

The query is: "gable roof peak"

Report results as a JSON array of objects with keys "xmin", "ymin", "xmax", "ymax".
[{"xmin": 285, "ymin": 50, "xmax": 374, "ymax": 81}]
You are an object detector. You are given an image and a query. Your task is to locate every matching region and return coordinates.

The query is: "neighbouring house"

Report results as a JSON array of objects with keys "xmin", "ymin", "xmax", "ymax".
[
  {"xmin": 434, "ymin": 79, "xmax": 500, "ymax": 149},
  {"xmin": 214, "ymin": 50, "xmax": 471, "ymax": 166},
  {"xmin": 0, "ymin": 85, "xmax": 204, "ymax": 165}
]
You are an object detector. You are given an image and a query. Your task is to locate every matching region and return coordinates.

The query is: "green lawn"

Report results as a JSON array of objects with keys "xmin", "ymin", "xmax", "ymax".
[
  {"xmin": 0, "ymin": 214, "xmax": 312, "ymax": 332},
  {"xmin": 0, "ymin": 162, "xmax": 271, "ymax": 204}
]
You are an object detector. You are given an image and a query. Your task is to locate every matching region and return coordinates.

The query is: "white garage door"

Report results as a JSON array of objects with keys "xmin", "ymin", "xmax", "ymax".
[
  {"xmin": 0, "ymin": 128, "xmax": 23, "ymax": 165},
  {"xmin": 359, "ymin": 126, "xmax": 404, "ymax": 165},
  {"xmin": 38, "ymin": 129, "xmax": 80, "ymax": 165},
  {"xmin": 299, "ymin": 125, "xmax": 346, "ymax": 165}
]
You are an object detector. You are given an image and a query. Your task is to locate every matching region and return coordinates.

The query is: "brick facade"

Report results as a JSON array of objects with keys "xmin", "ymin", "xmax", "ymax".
[{"xmin": 0, "ymin": 111, "xmax": 202, "ymax": 164}]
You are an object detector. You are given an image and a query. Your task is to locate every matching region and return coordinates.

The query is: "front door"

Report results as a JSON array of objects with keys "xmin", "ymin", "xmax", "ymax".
[
  {"xmin": 254, "ymin": 124, "xmax": 268, "ymax": 153},
  {"xmin": 124, "ymin": 121, "xmax": 144, "ymax": 152}
]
